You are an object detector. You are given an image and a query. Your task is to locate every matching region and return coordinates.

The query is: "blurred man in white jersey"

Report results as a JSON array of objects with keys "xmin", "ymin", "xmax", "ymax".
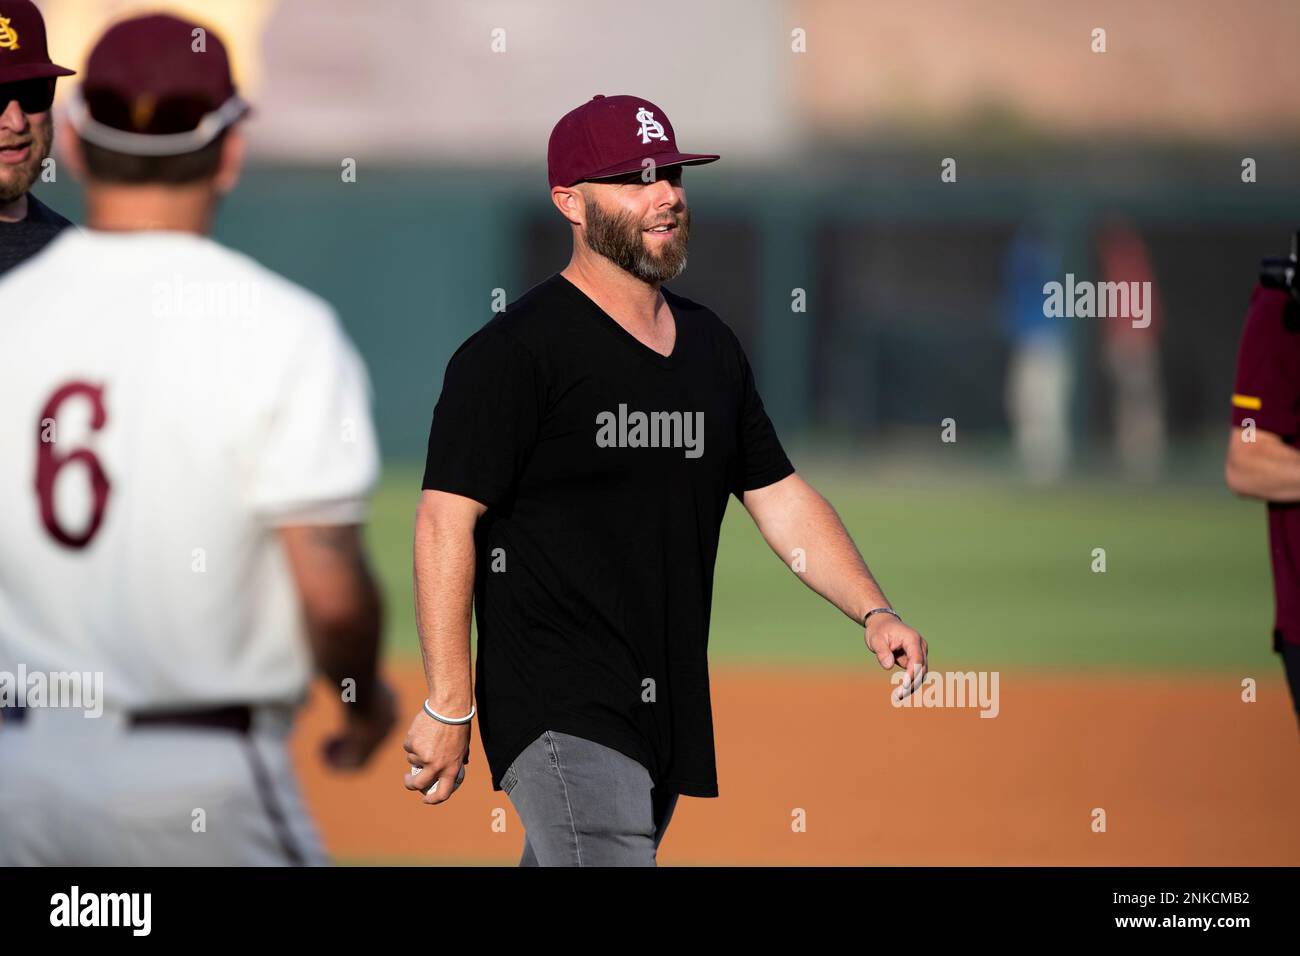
[{"xmin": 0, "ymin": 13, "xmax": 393, "ymax": 865}]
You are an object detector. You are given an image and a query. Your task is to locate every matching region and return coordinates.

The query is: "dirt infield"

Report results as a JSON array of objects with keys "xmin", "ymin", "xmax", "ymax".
[{"xmin": 290, "ymin": 664, "xmax": 1300, "ymax": 865}]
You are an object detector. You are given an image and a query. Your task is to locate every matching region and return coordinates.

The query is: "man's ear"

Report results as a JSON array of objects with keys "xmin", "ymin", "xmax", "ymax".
[
  {"xmin": 58, "ymin": 120, "xmax": 86, "ymax": 181},
  {"xmin": 551, "ymin": 184, "xmax": 585, "ymax": 227},
  {"xmin": 213, "ymin": 126, "xmax": 246, "ymax": 195}
]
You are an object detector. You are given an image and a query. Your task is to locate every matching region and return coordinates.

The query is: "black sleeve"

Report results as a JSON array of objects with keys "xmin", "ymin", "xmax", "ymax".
[
  {"xmin": 421, "ymin": 326, "xmax": 542, "ymax": 508},
  {"xmin": 730, "ymin": 329, "xmax": 796, "ymax": 497}
]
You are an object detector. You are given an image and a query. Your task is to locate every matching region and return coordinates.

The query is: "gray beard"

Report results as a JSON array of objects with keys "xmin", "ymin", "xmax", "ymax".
[
  {"xmin": 0, "ymin": 127, "xmax": 51, "ymax": 205},
  {"xmin": 0, "ymin": 170, "xmax": 35, "ymax": 205}
]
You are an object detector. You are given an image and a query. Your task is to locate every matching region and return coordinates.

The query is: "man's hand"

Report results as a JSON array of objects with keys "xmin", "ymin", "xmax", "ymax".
[
  {"xmin": 403, "ymin": 708, "xmax": 471, "ymax": 805},
  {"xmin": 322, "ymin": 679, "xmax": 397, "ymax": 770},
  {"xmin": 866, "ymin": 614, "xmax": 928, "ymax": 700}
]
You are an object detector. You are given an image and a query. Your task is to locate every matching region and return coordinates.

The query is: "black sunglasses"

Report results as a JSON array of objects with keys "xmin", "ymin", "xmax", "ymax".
[
  {"xmin": 588, "ymin": 166, "xmax": 685, "ymax": 187},
  {"xmin": 0, "ymin": 78, "xmax": 57, "ymax": 114}
]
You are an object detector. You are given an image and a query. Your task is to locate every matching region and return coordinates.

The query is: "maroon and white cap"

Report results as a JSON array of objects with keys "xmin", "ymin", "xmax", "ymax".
[
  {"xmin": 547, "ymin": 94, "xmax": 719, "ymax": 188},
  {"xmin": 65, "ymin": 13, "xmax": 249, "ymax": 157},
  {"xmin": 0, "ymin": 0, "xmax": 76, "ymax": 83}
]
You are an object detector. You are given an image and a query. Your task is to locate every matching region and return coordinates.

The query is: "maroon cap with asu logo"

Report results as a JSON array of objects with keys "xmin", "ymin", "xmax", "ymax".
[
  {"xmin": 547, "ymin": 94, "xmax": 719, "ymax": 188},
  {"xmin": 0, "ymin": 0, "xmax": 76, "ymax": 83},
  {"xmin": 66, "ymin": 13, "xmax": 249, "ymax": 156}
]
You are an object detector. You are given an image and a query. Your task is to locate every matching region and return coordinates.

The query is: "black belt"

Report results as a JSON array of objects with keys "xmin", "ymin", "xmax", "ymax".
[
  {"xmin": 128, "ymin": 705, "xmax": 253, "ymax": 733},
  {"xmin": 1, "ymin": 703, "xmax": 253, "ymax": 733}
]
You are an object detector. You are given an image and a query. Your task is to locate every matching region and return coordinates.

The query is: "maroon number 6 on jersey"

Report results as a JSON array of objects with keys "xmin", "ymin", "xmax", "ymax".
[{"xmin": 34, "ymin": 382, "xmax": 111, "ymax": 549}]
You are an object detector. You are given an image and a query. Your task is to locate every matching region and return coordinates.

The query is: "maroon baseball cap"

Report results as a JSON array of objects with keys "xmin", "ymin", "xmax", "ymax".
[
  {"xmin": 66, "ymin": 13, "xmax": 249, "ymax": 156},
  {"xmin": 548, "ymin": 94, "xmax": 719, "ymax": 189},
  {"xmin": 0, "ymin": 0, "xmax": 76, "ymax": 83}
]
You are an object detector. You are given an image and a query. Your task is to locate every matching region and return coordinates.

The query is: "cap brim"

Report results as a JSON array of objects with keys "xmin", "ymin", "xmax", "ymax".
[
  {"xmin": 581, "ymin": 152, "xmax": 720, "ymax": 184},
  {"xmin": 0, "ymin": 64, "xmax": 76, "ymax": 82},
  {"xmin": 67, "ymin": 92, "xmax": 250, "ymax": 157}
]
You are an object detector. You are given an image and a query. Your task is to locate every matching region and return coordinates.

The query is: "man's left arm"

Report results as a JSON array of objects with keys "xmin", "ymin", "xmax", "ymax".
[{"xmin": 742, "ymin": 473, "xmax": 928, "ymax": 687}]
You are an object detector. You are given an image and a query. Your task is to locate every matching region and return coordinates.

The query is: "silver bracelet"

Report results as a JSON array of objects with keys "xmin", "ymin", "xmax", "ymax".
[
  {"xmin": 423, "ymin": 699, "xmax": 476, "ymax": 724},
  {"xmin": 862, "ymin": 607, "xmax": 901, "ymax": 627},
  {"xmin": 862, "ymin": 607, "xmax": 901, "ymax": 652}
]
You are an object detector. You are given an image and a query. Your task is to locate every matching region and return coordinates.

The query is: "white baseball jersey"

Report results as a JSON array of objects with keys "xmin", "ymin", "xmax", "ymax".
[{"xmin": 0, "ymin": 229, "xmax": 380, "ymax": 710}]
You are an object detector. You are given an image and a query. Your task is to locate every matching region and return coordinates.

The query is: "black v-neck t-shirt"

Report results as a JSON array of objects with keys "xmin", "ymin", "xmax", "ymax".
[{"xmin": 421, "ymin": 272, "xmax": 794, "ymax": 797}]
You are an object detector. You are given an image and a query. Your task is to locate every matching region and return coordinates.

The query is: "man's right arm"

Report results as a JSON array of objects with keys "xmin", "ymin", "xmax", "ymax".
[
  {"xmin": 403, "ymin": 488, "xmax": 485, "ymax": 804},
  {"xmin": 405, "ymin": 325, "xmax": 539, "ymax": 803},
  {"xmin": 1225, "ymin": 426, "xmax": 1300, "ymax": 502},
  {"xmin": 413, "ymin": 489, "xmax": 483, "ymax": 716}
]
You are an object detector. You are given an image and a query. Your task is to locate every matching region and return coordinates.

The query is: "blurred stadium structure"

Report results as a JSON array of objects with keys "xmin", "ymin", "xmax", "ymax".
[{"xmin": 36, "ymin": 0, "xmax": 1300, "ymax": 468}]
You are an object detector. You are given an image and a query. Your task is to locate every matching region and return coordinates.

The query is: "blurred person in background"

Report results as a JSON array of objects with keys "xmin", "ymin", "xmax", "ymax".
[
  {"xmin": 0, "ymin": 0, "xmax": 75, "ymax": 276},
  {"xmin": 1225, "ymin": 279, "xmax": 1300, "ymax": 729},
  {"xmin": 1097, "ymin": 216, "xmax": 1166, "ymax": 480},
  {"xmin": 0, "ymin": 14, "xmax": 392, "ymax": 865},
  {"xmin": 1003, "ymin": 221, "xmax": 1071, "ymax": 482}
]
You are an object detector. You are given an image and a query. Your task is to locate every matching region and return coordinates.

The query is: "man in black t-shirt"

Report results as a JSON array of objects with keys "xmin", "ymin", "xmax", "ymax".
[
  {"xmin": 403, "ymin": 94, "xmax": 929, "ymax": 866},
  {"xmin": 0, "ymin": 1, "xmax": 76, "ymax": 277}
]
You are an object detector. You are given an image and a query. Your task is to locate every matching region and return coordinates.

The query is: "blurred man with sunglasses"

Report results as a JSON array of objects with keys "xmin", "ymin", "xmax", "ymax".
[{"xmin": 0, "ymin": 0, "xmax": 75, "ymax": 276}]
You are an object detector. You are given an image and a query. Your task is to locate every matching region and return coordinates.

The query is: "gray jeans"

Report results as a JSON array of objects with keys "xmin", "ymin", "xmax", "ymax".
[{"xmin": 501, "ymin": 730, "xmax": 678, "ymax": 866}]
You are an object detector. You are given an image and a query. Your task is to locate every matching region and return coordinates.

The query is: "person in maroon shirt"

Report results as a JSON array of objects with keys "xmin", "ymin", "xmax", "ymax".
[{"xmin": 1225, "ymin": 282, "xmax": 1300, "ymax": 726}]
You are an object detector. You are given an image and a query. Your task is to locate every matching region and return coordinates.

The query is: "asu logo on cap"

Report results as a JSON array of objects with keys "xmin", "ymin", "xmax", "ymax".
[
  {"xmin": 0, "ymin": 2, "xmax": 75, "ymax": 82},
  {"xmin": 635, "ymin": 107, "xmax": 668, "ymax": 145},
  {"xmin": 0, "ymin": 15, "xmax": 20, "ymax": 51}
]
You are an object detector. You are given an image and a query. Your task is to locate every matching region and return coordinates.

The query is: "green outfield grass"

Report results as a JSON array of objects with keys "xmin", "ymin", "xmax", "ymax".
[{"xmin": 370, "ymin": 464, "xmax": 1276, "ymax": 672}]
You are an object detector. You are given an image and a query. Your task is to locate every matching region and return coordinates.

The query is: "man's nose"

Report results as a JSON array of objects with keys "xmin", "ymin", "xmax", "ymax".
[
  {"xmin": 0, "ymin": 98, "xmax": 30, "ymax": 132},
  {"xmin": 648, "ymin": 175, "xmax": 680, "ymax": 207}
]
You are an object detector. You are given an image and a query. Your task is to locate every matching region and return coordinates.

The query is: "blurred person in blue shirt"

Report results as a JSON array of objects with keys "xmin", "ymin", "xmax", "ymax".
[{"xmin": 1002, "ymin": 222, "xmax": 1071, "ymax": 482}]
